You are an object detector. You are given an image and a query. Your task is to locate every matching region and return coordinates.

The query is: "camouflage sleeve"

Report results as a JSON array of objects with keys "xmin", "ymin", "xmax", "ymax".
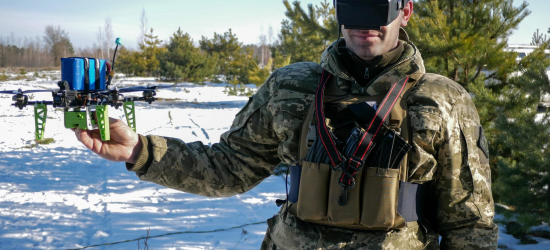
[
  {"xmin": 126, "ymin": 72, "xmax": 283, "ymax": 197},
  {"xmin": 436, "ymin": 86, "xmax": 498, "ymax": 249},
  {"xmin": 408, "ymin": 76, "xmax": 498, "ymax": 249},
  {"xmin": 126, "ymin": 63, "xmax": 318, "ymax": 197}
]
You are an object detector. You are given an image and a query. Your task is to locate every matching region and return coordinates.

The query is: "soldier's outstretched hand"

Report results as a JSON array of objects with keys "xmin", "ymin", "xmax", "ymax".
[{"xmin": 72, "ymin": 118, "xmax": 142, "ymax": 164}]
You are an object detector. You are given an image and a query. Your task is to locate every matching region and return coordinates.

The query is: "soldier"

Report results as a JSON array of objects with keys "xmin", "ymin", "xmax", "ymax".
[{"xmin": 73, "ymin": 0, "xmax": 499, "ymax": 249}]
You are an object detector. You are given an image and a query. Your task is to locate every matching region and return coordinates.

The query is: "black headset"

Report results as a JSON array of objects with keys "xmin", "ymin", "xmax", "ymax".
[{"xmin": 334, "ymin": 0, "xmax": 408, "ymax": 30}]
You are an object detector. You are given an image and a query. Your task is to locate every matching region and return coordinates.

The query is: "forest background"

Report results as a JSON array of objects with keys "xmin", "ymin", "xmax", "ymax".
[{"xmin": 1, "ymin": 0, "xmax": 550, "ymax": 244}]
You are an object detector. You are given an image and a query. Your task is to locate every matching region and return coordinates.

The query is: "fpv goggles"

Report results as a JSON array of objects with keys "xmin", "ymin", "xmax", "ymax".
[{"xmin": 335, "ymin": 0, "xmax": 409, "ymax": 30}]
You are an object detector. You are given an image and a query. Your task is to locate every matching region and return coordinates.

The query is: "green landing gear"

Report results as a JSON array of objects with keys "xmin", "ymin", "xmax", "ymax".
[
  {"xmin": 34, "ymin": 103, "xmax": 47, "ymax": 140},
  {"xmin": 64, "ymin": 105, "xmax": 110, "ymax": 141},
  {"xmin": 123, "ymin": 101, "xmax": 136, "ymax": 132},
  {"xmin": 95, "ymin": 105, "xmax": 109, "ymax": 141}
]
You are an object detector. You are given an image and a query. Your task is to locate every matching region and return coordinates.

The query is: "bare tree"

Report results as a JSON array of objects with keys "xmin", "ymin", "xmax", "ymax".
[
  {"xmin": 104, "ymin": 17, "xmax": 114, "ymax": 59},
  {"xmin": 259, "ymin": 34, "xmax": 267, "ymax": 68},
  {"xmin": 139, "ymin": 9, "xmax": 148, "ymax": 46},
  {"xmin": 256, "ymin": 26, "xmax": 272, "ymax": 69},
  {"xmin": 96, "ymin": 26, "xmax": 104, "ymax": 59},
  {"xmin": 0, "ymin": 34, "xmax": 54, "ymax": 68},
  {"xmin": 43, "ymin": 25, "xmax": 74, "ymax": 66},
  {"xmin": 268, "ymin": 26, "xmax": 274, "ymax": 45}
]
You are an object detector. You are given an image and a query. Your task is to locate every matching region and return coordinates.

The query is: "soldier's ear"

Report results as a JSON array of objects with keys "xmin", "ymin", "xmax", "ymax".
[{"xmin": 401, "ymin": 0, "xmax": 413, "ymax": 27}]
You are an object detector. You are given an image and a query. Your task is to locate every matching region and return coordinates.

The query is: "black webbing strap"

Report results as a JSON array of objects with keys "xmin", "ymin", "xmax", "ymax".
[
  {"xmin": 91, "ymin": 58, "xmax": 100, "ymax": 90},
  {"xmin": 314, "ymin": 70, "xmax": 410, "ymax": 205},
  {"xmin": 83, "ymin": 58, "xmax": 90, "ymax": 93},
  {"xmin": 339, "ymin": 76, "xmax": 410, "ymax": 188},
  {"xmin": 315, "ymin": 70, "xmax": 345, "ymax": 166}
]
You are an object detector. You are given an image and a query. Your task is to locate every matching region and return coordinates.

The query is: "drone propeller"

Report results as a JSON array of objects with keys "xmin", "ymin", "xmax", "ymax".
[
  {"xmin": 0, "ymin": 88, "xmax": 53, "ymax": 95},
  {"xmin": 112, "ymin": 85, "xmax": 176, "ymax": 93}
]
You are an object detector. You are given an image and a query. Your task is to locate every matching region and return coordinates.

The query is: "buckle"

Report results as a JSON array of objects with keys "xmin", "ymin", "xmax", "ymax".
[
  {"xmin": 330, "ymin": 156, "xmax": 347, "ymax": 171},
  {"xmin": 339, "ymin": 177, "xmax": 356, "ymax": 189},
  {"xmin": 348, "ymin": 156, "xmax": 364, "ymax": 170}
]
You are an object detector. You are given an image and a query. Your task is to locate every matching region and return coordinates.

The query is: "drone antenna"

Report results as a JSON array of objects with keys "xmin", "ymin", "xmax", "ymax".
[{"xmin": 106, "ymin": 38, "xmax": 122, "ymax": 88}]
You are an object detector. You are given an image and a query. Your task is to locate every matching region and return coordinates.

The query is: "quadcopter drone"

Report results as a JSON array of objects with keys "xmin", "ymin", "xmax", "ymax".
[{"xmin": 0, "ymin": 38, "xmax": 175, "ymax": 141}]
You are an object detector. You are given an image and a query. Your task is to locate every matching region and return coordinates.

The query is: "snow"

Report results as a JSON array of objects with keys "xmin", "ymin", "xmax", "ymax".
[
  {"xmin": 0, "ymin": 75, "xmax": 279, "ymax": 249},
  {"xmin": 1, "ymin": 73, "xmax": 549, "ymax": 249}
]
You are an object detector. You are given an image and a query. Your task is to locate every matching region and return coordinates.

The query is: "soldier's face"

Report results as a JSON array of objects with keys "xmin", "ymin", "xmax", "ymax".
[{"xmin": 341, "ymin": 1, "xmax": 413, "ymax": 61}]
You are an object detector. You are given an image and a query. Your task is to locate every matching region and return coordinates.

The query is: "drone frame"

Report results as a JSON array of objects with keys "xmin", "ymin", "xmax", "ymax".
[{"xmin": 1, "ymin": 38, "xmax": 176, "ymax": 142}]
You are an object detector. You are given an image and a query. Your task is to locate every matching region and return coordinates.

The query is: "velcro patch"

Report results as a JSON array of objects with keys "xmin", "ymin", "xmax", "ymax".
[{"xmin": 478, "ymin": 126, "xmax": 489, "ymax": 159}]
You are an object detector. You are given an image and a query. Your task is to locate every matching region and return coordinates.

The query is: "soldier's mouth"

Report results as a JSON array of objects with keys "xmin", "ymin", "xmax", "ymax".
[
  {"xmin": 352, "ymin": 32, "xmax": 380, "ymax": 40},
  {"xmin": 352, "ymin": 34, "xmax": 379, "ymax": 42}
]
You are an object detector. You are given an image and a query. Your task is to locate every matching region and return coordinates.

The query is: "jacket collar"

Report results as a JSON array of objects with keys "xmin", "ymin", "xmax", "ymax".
[{"xmin": 320, "ymin": 28, "xmax": 425, "ymax": 96}]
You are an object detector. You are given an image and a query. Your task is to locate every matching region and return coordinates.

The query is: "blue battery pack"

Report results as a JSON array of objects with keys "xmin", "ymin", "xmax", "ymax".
[{"xmin": 61, "ymin": 57, "xmax": 107, "ymax": 91}]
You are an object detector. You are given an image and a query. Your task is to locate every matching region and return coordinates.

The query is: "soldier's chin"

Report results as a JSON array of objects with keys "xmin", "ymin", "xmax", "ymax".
[{"xmin": 350, "ymin": 46, "xmax": 379, "ymax": 60}]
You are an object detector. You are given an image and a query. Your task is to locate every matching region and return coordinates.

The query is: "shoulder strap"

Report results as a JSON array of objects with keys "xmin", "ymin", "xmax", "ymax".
[
  {"xmin": 298, "ymin": 64, "xmax": 324, "ymax": 160},
  {"xmin": 316, "ymin": 70, "xmax": 411, "ymax": 205},
  {"xmin": 315, "ymin": 70, "xmax": 410, "ymax": 169},
  {"xmin": 299, "ymin": 98, "xmax": 317, "ymax": 160}
]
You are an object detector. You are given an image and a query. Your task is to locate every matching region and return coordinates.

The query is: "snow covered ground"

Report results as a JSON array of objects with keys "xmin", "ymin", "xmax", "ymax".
[{"xmin": 0, "ymin": 73, "xmax": 549, "ymax": 249}]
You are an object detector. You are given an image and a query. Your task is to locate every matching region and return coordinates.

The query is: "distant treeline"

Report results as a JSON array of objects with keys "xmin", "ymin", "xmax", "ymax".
[
  {"xmin": 0, "ymin": 0, "xmax": 338, "ymax": 87},
  {"xmin": 0, "ymin": 34, "xmax": 58, "ymax": 68},
  {"xmin": 115, "ymin": 28, "xmax": 273, "ymax": 86},
  {"xmin": 94, "ymin": 0, "xmax": 339, "ymax": 86}
]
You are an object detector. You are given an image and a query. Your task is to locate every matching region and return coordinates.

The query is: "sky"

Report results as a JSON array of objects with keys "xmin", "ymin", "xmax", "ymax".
[{"xmin": 0, "ymin": 0, "xmax": 547, "ymax": 50}]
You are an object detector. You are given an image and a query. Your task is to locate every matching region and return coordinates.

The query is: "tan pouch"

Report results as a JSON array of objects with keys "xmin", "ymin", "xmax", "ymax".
[
  {"xmin": 326, "ymin": 169, "xmax": 362, "ymax": 225},
  {"xmin": 296, "ymin": 161, "xmax": 330, "ymax": 221},
  {"xmin": 360, "ymin": 167, "xmax": 406, "ymax": 230}
]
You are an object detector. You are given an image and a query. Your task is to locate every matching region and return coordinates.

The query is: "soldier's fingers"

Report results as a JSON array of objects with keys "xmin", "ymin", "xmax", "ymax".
[
  {"xmin": 74, "ymin": 128, "xmax": 82, "ymax": 142},
  {"xmin": 109, "ymin": 117, "xmax": 122, "ymax": 125},
  {"xmin": 75, "ymin": 128, "xmax": 94, "ymax": 151}
]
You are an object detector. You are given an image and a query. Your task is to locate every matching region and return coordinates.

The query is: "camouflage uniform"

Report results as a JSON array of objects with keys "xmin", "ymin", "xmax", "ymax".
[{"xmin": 128, "ymin": 29, "xmax": 498, "ymax": 249}]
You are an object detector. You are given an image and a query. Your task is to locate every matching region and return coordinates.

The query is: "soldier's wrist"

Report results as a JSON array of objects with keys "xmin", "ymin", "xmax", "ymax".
[{"xmin": 127, "ymin": 134, "xmax": 151, "ymax": 170}]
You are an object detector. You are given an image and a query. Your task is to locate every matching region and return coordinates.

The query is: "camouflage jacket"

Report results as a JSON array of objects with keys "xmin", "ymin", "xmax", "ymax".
[{"xmin": 128, "ymin": 29, "xmax": 498, "ymax": 250}]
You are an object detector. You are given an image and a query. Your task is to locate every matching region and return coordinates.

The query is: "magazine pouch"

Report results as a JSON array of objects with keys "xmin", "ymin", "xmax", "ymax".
[
  {"xmin": 360, "ymin": 167, "xmax": 405, "ymax": 230},
  {"xmin": 296, "ymin": 161, "xmax": 331, "ymax": 221}
]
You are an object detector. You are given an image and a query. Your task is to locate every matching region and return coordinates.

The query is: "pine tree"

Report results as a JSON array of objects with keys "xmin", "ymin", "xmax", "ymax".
[
  {"xmin": 137, "ymin": 28, "xmax": 165, "ymax": 77},
  {"xmin": 159, "ymin": 28, "xmax": 217, "ymax": 83},
  {"xmin": 199, "ymin": 29, "xmax": 256, "ymax": 85},
  {"xmin": 409, "ymin": 0, "xmax": 550, "ymax": 236},
  {"xmin": 248, "ymin": 58, "xmax": 272, "ymax": 86},
  {"xmin": 232, "ymin": 46, "xmax": 259, "ymax": 85},
  {"xmin": 116, "ymin": 46, "xmax": 146, "ymax": 77},
  {"xmin": 408, "ymin": 0, "xmax": 529, "ymax": 89},
  {"xmin": 531, "ymin": 29, "xmax": 548, "ymax": 46},
  {"xmin": 116, "ymin": 46, "xmax": 133, "ymax": 76},
  {"xmin": 408, "ymin": 0, "xmax": 529, "ymax": 177},
  {"xmin": 200, "ymin": 29, "xmax": 240, "ymax": 80},
  {"xmin": 490, "ymin": 42, "xmax": 550, "ymax": 237},
  {"xmin": 275, "ymin": 0, "xmax": 337, "ymax": 65}
]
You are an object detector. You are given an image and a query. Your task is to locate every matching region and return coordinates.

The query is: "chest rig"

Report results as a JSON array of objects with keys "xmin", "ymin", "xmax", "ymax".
[{"xmin": 286, "ymin": 70, "xmax": 428, "ymax": 231}]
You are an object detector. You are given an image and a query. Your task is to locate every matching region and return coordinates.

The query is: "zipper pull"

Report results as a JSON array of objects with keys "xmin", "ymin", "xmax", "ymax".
[{"xmin": 364, "ymin": 67, "xmax": 370, "ymax": 79}]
